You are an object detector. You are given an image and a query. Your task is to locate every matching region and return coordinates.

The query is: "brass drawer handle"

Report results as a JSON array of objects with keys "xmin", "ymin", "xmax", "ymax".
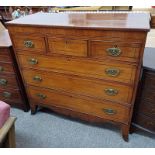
[
  {"xmin": 28, "ymin": 58, "xmax": 38, "ymax": 65},
  {"xmin": 2, "ymin": 91, "xmax": 12, "ymax": 98},
  {"xmin": 0, "ymin": 66, "xmax": 4, "ymax": 72},
  {"xmin": 33, "ymin": 76, "xmax": 42, "ymax": 82},
  {"xmin": 105, "ymin": 68, "xmax": 120, "ymax": 77},
  {"xmin": 0, "ymin": 79, "xmax": 8, "ymax": 86},
  {"xmin": 102, "ymin": 108, "xmax": 117, "ymax": 115},
  {"xmin": 106, "ymin": 47, "xmax": 121, "ymax": 57},
  {"xmin": 36, "ymin": 93, "xmax": 47, "ymax": 99},
  {"xmin": 24, "ymin": 40, "xmax": 34, "ymax": 48},
  {"xmin": 105, "ymin": 88, "xmax": 118, "ymax": 96}
]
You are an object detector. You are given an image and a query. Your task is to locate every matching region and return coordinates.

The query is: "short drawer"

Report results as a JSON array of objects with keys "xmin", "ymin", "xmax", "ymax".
[
  {"xmin": 48, "ymin": 37, "xmax": 88, "ymax": 57},
  {"xmin": 0, "ymin": 74, "xmax": 19, "ymax": 89},
  {"xmin": 135, "ymin": 113, "xmax": 155, "ymax": 133},
  {"xmin": 12, "ymin": 34, "xmax": 46, "ymax": 53},
  {"xmin": 0, "ymin": 88, "xmax": 22, "ymax": 103},
  {"xmin": 18, "ymin": 54, "xmax": 136, "ymax": 84},
  {"xmin": 27, "ymin": 86, "xmax": 130, "ymax": 124},
  {"xmin": 90, "ymin": 40, "xmax": 141, "ymax": 62},
  {"xmin": 23, "ymin": 69, "xmax": 133, "ymax": 104},
  {"xmin": 0, "ymin": 62, "xmax": 14, "ymax": 74},
  {"xmin": 0, "ymin": 48, "xmax": 12, "ymax": 63}
]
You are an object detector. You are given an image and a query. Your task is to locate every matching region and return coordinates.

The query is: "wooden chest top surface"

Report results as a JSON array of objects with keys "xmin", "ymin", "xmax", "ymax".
[{"xmin": 6, "ymin": 12, "xmax": 150, "ymax": 31}]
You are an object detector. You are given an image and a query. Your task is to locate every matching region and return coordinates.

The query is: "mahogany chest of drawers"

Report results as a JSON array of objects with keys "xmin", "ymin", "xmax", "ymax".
[
  {"xmin": 151, "ymin": 14, "xmax": 155, "ymax": 28},
  {"xmin": 6, "ymin": 12, "xmax": 150, "ymax": 141},
  {"xmin": 133, "ymin": 47, "xmax": 155, "ymax": 134},
  {"xmin": 0, "ymin": 29, "xmax": 29, "ymax": 111}
]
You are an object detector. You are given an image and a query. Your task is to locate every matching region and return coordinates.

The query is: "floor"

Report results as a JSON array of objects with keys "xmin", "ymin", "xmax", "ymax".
[{"xmin": 11, "ymin": 108, "xmax": 155, "ymax": 148}]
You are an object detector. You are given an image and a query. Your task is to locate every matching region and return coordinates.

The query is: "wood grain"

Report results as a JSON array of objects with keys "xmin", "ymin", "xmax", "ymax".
[
  {"xmin": 7, "ymin": 12, "xmax": 150, "ymax": 141},
  {"xmin": 6, "ymin": 12, "xmax": 150, "ymax": 31},
  {"xmin": 17, "ymin": 54, "xmax": 137, "ymax": 84},
  {"xmin": 27, "ymin": 85, "xmax": 130, "ymax": 124},
  {"xmin": 23, "ymin": 68, "xmax": 133, "ymax": 104},
  {"xmin": 0, "ymin": 29, "xmax": 29, "ymax": 111}
]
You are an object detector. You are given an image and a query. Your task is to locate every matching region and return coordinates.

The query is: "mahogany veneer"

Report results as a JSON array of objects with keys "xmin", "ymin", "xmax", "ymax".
[
  {"xmin": 6, "ymin": 12, "xmax": 150, "ymax": 141},
  {"xmin": 151, "ymin": 14, "xmax": 155, "ymax": 28},
  {"xmin": 132, "ymin": 47, "xmax": 155, "ymax": 134},
  {"xmin": 0, "ymin": 30, "xmax": 29, "ymax": 111}
]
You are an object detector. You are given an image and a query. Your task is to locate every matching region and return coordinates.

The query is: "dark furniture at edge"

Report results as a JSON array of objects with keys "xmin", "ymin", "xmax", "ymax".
[
  {"xmin": 132, "ymin": 47, "xmax": 155, "ymax": 134},
  {"xmin": 0, "ymin": 29, "xmax": 29, "ymax": 111}
]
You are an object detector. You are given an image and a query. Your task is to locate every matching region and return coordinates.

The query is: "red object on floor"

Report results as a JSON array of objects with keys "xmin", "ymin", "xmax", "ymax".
[{"xmin": 0, "ymin": 101, "xmax": 10, "ymax": 128}]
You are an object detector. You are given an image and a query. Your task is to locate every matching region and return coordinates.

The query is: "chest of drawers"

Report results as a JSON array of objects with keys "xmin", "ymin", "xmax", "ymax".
[
  {"xmin": 133, "ymin": 47, "xmax": 155, "ymax": 134},
  {"xmin": 151, "ymin": 14, "xmax": 155, "ymax": 28},
  {"xmin": 6, "ymin": 12, "xmax": 150, "ymax": 141},
  {"xmin": 0, "ymin": 30, "xmax": 29, "ymax": 111}
]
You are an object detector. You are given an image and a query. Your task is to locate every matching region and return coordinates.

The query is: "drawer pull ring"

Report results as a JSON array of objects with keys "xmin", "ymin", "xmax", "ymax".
[
  {"xmin": 2, "ymin": 92, "xmax": 11, "ymax": 98},
  {"xmin": 33, "ymin": 76, "xmax": 42, "ymax": 82},
  {"xmin": 24, "ymin": 40, "xmax": 34, "ymax": 48},
  {"xmin": 28, "ymin": 58, "xmax": 38, "ymax": 65},
  {"xmin": 105, "ymin": 88, "xmax": 118, "ymax": 96},
  {"xmin": 0, "ymin": 79, "xmax": 8, "ymax": 86},
  {"xmin": 102, "ymin": 108, "xmax": 117, "ymax": 115},
  {"xmin": 0, "ymin": 66, "xmax": 4, "ymax": 72},
  {"xmin": 106, "ymin": 47, "xmax": 121, "ymax": 57},
  {"xmin": 36, "ymin": 93, "xmax": 47, "ymax": 99},
  {"xmin": 105, "ymin": 68, "xmax": 120, "ymax": 77}
]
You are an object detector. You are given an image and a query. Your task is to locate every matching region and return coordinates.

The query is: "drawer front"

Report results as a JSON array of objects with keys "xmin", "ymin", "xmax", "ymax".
[
  {"xmin": 138, "ymin": 100, "xmax": 155, "ymax": 118},
  {"xmin": 141, "ymin": 87, "xmax": 155, "ymax": 102},
  {"xmin": 0, "ymin": 48, "xmax": 11, "ymax": 63},
  {"xmin": 135, "ymin": 114, "xmax": 155, "ymax": 132},
  {"xmin": 0, "ymin": 62, "xmax": 14, "ymax": 74},
  {"xmin": 48, "ymin": 37, "xmax": 88, "ymax": 57},
  {"xmin": 143, "ymin": 72, "xmax": 155, "ymax": 89},
  {"xmin": 0, "ymin": 88, "xmax": 22, "ymax": 103},
  {"xmin": 27, "ymin": 86, "xmax": 130, "ymax": 123},
  {"xmin": 90, "ymin": 40, "xmax": 141, "ymax": 62},
  {"xmin": 18, "ymin": 54, "xmax": 136, "ymax": 84},
  {"xmin": 0, "ymin": 74, "xmax": 18, "ymax": 89},
  {"xmin": 12, "ymin": 35, "xmax": 46, "ymax": 53},
  {"xmin": 23, "ymin": 69, "xmax": 132, "ymax": 104}
]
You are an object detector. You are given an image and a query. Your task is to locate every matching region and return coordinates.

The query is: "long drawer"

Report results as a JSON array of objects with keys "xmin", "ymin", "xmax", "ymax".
[
  {"xmin": 0, "ymin": 74, "xmax": 19, "ymax": 89},
  {"xmin": 0, "ymin": 62, "xmax": 14, "ymax": 74},
  {"xmin": 17, "ymin": 54, "xmax": 136, "ymax": 84},
  {"xmin": 137, "ymin": 99, "xmax": 155, "ymax": 118},
  {"xmin": 0, "ymin": 48, "xmax": 12, "ymax": 63},
  {"xmin": 141, "ymin": 87, "xmax": 155, "ymax": 102},
  {"xmin": 0, "ymin": 88, "xmax": 22, "ymax": 103},
  {"xmin": 135, "ymin": 113, "xmax": 155, "ymax": 133},
  {"xmin": 27, "ymin": 85, "xmax": 130, "ymax": 124},
  {"xmin": 22, "ymin": 69, "xmax": 133, "ymax": 104}
]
